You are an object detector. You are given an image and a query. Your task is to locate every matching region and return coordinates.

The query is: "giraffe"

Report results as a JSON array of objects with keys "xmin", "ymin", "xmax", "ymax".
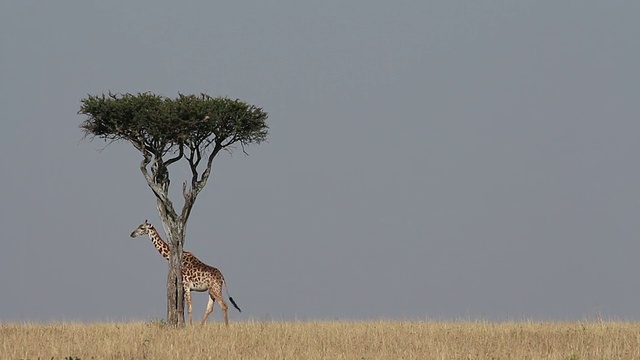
[{"xmin": 130, "ymin": 220, "xmax": 241, "ymax": 326}]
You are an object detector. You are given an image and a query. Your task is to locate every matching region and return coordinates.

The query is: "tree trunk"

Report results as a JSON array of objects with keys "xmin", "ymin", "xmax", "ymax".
[
  {"xmin": 167, "ymin": 243, "xmax": 185, "ymax": 327},
  {"xmin": 157, "ymin": 202, "xmax": 186, "ymax": 327}
]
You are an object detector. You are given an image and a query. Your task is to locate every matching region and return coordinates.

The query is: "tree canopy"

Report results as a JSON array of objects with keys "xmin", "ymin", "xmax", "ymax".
[
  {"xmin": 80, "ymin": 92, "xmax": 269, "ymax": 222},
  {"xmin": 79, "ymin": 92, "xmax": 268, "ymax": 156}
]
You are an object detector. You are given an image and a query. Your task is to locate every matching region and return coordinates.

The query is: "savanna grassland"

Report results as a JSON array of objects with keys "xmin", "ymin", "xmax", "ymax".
[{"xmin": 2, "ymin": 320, "xmax": 639, "ymax": 360}]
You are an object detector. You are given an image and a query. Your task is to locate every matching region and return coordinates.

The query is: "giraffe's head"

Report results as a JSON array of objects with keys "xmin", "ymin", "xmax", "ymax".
[{"xmin": 130, "ymin": 220, "xmax": 152, "ymax": 238}]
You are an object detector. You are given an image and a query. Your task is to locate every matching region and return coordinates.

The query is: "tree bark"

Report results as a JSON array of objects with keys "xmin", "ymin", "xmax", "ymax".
[
  {"xmin": 167, "ymin": 242, "xmax": 185, "ymax": 326},
  {"xmin": 157, "ymin": 200, "xmax": 186, "ymax": 327}
]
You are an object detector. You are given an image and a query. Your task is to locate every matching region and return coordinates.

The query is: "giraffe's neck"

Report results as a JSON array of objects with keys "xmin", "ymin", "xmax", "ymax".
[{"xmin": 147, "ymin": 225, "xmax": 171, "ymax": 259}]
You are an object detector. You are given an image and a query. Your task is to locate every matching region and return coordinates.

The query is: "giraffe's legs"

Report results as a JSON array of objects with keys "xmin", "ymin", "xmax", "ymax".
[
  {"xmin": 185, "ymin": 287, "xmax": 193, "ymax": 325},
  {"xmin": 216, "ymin": 294, "xmax": 230, "ymax": 326},
  {"xmin": 200, "ymin": 294, "xmax": 215, "ymax": 326}
]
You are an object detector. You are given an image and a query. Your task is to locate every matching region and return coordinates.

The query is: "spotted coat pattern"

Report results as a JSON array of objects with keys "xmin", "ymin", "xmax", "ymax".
[{"xmin": 130, "ymin": 220, "xmax": 241, "ymax": 326}]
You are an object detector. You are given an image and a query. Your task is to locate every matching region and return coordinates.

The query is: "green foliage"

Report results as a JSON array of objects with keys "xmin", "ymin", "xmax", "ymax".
[{"xmin": 79, "ymin": 92, "xmax": 268, "ymax": 154}]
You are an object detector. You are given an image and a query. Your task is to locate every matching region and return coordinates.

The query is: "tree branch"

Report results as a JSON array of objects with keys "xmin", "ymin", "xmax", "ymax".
[
  {"xmin": 180, "ymin": 144, "xmax": 202, "ymax": 223},
  {"xmin": 165, "ymin": 144, "xmax": 184, "ymax": 167},
  {"xmin": 180, "ymin": 181, "xmax": 195, "ymax": 223},
  {"xmin": 197, "ymin": 140, "xmax": 224, "ymax": 188},
  {"xmin": 139, "ymin": 150, "xmax": 179, "ymax": 224},
  {"xmin": 139, "ymin": 151, "xmax": 163, "ymax": 200}
]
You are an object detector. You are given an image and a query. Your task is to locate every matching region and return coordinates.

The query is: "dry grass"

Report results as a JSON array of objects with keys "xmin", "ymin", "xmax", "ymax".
[{"xmin": 1, "ymin": 320, "xmax": 639, "ymax": 359}]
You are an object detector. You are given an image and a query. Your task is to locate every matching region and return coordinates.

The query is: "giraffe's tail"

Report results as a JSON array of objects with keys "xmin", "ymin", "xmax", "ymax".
[
  {"xmin": 229, "ymin": 296, "xmax": 241, "ymax": 313},
  {"xmin": 225, "ymin": 281, "xmax": 242, "ymax": 313}
]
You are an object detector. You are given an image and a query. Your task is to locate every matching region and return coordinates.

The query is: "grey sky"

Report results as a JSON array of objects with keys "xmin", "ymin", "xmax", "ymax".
[{"xmin": 1, "ymin": 1, "xmax": 639, "ymax": 322}]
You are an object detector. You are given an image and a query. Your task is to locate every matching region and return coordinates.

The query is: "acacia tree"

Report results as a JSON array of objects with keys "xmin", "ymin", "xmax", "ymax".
[{"xmin": 79, "ymin": 92, "xmax": 268, "ymax": 326}]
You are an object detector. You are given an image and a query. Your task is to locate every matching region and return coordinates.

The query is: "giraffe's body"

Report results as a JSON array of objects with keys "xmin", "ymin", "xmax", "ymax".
[{"xmin": 130, "ymin": 221, "xmax": 241, "ymax": 326}]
